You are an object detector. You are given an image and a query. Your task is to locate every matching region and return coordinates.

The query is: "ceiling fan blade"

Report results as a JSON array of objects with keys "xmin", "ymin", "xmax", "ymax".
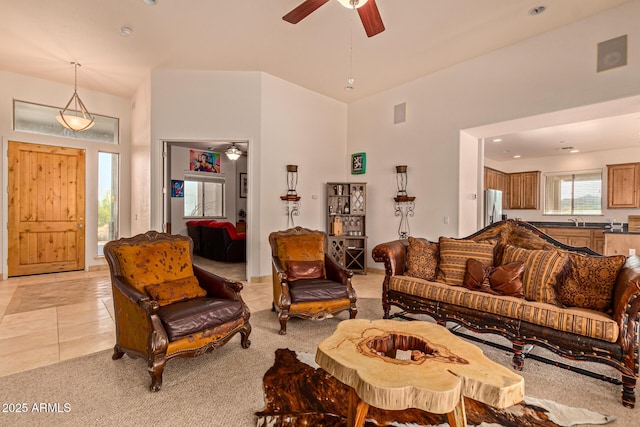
[
  {"xmin": 283, "ymin": 0, "xmax": 331, "ymax": 24},
  {"xmin": 357, "ymin": 0, "xmax": 385, "ymax": 37}
]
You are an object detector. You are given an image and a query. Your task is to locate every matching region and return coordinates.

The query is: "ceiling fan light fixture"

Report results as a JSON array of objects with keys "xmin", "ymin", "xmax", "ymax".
[
  {"xmin": 225, "ymin": 144, "xmax": 242, "ymax": 161},
  {"xmin": 56, "ymin": 62, "xmax": 95, "ymax": 132},
  {"xmin": 337, "ymin": 0, "xmax": 368, "ymax": 9}
]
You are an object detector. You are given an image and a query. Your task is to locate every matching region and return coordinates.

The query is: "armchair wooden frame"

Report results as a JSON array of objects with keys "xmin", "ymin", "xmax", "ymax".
[
  {"xmin": 269, "ymin": 227, "xmax": 358, "ymax": 335},
  {"xmin": 104, "ymin": 231, "xmax": 251, "ymax": 391}
]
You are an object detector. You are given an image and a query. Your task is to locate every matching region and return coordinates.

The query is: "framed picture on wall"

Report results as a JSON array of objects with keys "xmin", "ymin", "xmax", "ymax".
[
  {"xmin": 189, "ymin": 149, "xmax": 221, "ymax": 173},
  {"xmin": 171, "ymin": 180, "xmax": 184, "ymax": 197},
  {"xmin": 351, "ymin": 152, "xmax": 366, "ymax": 174},
  {"xmin": 239, "ymin": 173, "xmax": 248, "ymax": 198}
]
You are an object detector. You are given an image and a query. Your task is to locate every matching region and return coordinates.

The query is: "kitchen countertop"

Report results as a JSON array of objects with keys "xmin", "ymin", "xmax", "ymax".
[{"xmin": 526, "ymin": 221, "xmax": 640, "ymax": 234}]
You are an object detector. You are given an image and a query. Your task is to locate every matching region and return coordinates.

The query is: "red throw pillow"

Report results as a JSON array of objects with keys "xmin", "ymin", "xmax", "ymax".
[
  {"xmin": 463, "ymin": 258, "xmax": 525, "ymax": 298},
  {"xmin": 286, "ymin": 260, "xmax": 325, "ymax": 281}
]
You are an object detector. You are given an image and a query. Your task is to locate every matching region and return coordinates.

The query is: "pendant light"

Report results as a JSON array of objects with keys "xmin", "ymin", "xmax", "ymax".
[
  {"xmin": 56, "ymin": 62, "xmax": 95, "ymax": 132},
  {"xmin": 225, "ymin": 143, "xmax": 242, "ymax": 161}
]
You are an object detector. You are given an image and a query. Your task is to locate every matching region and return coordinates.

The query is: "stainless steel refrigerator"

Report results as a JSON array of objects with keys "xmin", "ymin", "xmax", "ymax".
[{"xmin": 484, "ymin": 189, "xmax": 503, "ymax": 226}]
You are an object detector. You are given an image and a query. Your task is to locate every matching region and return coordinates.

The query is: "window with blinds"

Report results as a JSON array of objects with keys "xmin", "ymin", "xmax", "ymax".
[
  {"xmin": 183, "ymin": 174, "xmax": 225, "ymax": 218},
  {"xmin": 544, "ymin": 170, "xmax": 602, "ymax": 215}
]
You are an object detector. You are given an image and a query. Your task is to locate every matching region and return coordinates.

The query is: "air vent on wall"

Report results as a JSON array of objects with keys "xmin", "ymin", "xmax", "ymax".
[
  {"xmin": 394, "ymin": 102, "xmax": 406, "ymax": 124},
  {"xmin": 597, "ymin": 35, "xmax": 627, "ymax": 72}
]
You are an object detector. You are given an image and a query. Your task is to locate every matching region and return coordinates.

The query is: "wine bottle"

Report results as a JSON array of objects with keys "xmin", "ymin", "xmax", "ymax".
[{"xmin": 344, "ymin": 198, "xmax": 350, "ymax": 214}]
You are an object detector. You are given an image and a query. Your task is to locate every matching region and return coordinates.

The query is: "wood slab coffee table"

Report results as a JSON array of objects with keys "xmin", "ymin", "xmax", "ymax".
[{"xmin": 316, "ymin": 319, "xmax": 525, "ymax": 427}]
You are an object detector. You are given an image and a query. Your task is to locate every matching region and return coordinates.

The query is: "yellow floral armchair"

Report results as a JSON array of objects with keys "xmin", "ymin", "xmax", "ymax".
[
  {"xmin": 269, "ymin": 227, "xmax": 357, "ymax": 335},
  {"xmin": 104, "ymin": 231, "xmax": 251, "ymax": 391}
]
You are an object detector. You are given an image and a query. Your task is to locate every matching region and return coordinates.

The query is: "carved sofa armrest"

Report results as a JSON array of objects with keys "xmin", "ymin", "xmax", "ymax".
[
  {"xmin": 372, "ymin": 239, "xmax": 409, "ymax": 277},
  {"xmin": 193, "ymin": 264, "xmax": 243, "ymax": 300},
  {"xmin": 612, "ymin": 256, "xmax": 640, "ymax": 350}
]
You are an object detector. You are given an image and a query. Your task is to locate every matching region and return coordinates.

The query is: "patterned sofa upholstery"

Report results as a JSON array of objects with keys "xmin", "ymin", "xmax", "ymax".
[{"xmin": 372, "ymin": 219, "xmax": 640, "ymax": 408}]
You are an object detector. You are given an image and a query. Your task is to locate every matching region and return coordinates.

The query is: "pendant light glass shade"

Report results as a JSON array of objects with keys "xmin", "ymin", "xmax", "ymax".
[
  {"xmin": 56, "ymin": 62, "xmax": 95, "ymax": 132},
  {"xmin": 225, "ymin": 144, "xmax": 242, "ymax": 161}
]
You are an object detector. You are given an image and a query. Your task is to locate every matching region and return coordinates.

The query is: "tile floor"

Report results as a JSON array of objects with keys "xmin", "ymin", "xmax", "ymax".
[{"xmin": 0, "ymin": 265, "xmax": 382, "ymax": 378}]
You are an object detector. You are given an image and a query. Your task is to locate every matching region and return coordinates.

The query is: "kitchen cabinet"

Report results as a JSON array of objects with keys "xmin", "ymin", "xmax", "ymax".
[
  {"xmin": 484, "ymin": 167, "xmax": 508, "ymax": 209},
  {"xmin": 507, "ymin": 171, "xmax": 540, "ymax": 210},
  {"xmin": 604, "ymin": 233, "xmax": 640, "ymax": 256},
  {"xmin": 592, "ymin": 229, "xmax": 605, "ymax": 255},
  {"xmin": 607, "ymin": 163, "xmax": 640, "ymax": 208},
  {"xmin": 539, "ymin": 227, "xmax": 604, "ymax": 254}
]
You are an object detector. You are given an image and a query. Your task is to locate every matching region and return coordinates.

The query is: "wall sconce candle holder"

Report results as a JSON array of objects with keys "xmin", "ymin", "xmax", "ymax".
[
  {"xmin": 281, "ymin": 165, "xmax": 301, "ymax": 227},
  {"xmin": 393, "ymin": 165, "xmax": 415, "ymax": 239},
  {"xmin": 286, "ymin": 164, "xmax": 298, "ymax": 197},
  {"xmin": 396, "ymin": 165, "xmax": 408, "ymax": 197}
]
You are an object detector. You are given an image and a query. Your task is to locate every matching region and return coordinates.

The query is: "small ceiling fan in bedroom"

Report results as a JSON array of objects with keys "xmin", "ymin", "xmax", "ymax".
[{"xmin": 283, "ymin": 0, "xmax": 385, "ymax": 38}]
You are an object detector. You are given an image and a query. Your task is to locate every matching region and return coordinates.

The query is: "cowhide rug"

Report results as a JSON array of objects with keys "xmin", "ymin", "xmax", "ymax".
[{"xmin": 256, "ymin": 349, "xmax": 615, "ymax": 427}]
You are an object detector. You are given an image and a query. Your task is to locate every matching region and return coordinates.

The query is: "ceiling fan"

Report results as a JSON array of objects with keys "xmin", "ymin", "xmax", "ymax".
[{"xmin": 283, "ymin": 0, "xmax": 385, "ymax": 38}]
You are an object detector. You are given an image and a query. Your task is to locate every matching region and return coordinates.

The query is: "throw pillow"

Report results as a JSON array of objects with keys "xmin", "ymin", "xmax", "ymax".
[
  {"xmin": 558, "ymin": 253, "xmax": 626, "ymax": 312},
  {"xmin": 145, "ymin": 276, "xmax": 207, "ymax": 307},
  {"xmin": 436, "ymin": 237, "xmax": 497, "ymax": 286},
  {"xmin": 286, "ymin": 260, "xmax": 325, "ymax": 281},
  {"xmin": 462, "ymin": 258, "xmax": 525, "ymax": 298},
  {"xmin": 501, "ymin": 245, "xmax": 569, "ymax": 305},
  {"xmin": 405, "ymin": 237, "xmax": 439, "ymax": 281}
]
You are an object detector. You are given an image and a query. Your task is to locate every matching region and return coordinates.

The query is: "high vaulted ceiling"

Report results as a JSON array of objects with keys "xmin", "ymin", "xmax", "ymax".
[{"xmin": 0, "ymin": 0, "xmax": 631, "ymax": 103}]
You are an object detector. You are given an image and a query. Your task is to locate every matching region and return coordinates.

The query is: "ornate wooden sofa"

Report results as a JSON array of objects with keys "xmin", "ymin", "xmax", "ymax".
[{"xmin": 372, "ymin": 220, "xmax": 640, "ymax": 407}]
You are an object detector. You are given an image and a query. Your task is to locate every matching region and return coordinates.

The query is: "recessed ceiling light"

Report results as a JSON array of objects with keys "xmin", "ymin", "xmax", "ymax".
[
  {"xmin": 142, "ymin": 0, "xmax": 157, "ymax": 5},
  {"xmin": 492, "ymin": 138, "xmax": 502, "ymax": 142},
  {"xmin": 570, "ymin": 149, "xmax": 579, "ymax": 153},
  {"xmin": 529, "ymin": 6, "xmax": 546, "ymax": 16},
  {"xmin": 502, "ymin": 149, "xmax": 510, "ymax": 153},
  {"xmin": 120, "ymin": 26, "xmax": 133, "ymax": 37},
  {"xmin": 513, "ymin": 155, "xmax": 521, "ymax": 158}
]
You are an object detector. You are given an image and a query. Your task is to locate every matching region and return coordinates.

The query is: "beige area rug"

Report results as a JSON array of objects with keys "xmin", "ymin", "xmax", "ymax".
[{"xmin": 0, "ymin": 299, "xmax": 636, "ymax": 426}]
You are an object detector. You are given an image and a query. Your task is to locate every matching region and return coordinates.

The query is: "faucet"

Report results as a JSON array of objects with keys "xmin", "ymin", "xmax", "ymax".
[
  {"xmin": 568, "ymin": 217, "xmax": 579, "ymax": 227},
  {"xmin": 577, "ymin": 216, "xmax": 585, "ymax": 227}
]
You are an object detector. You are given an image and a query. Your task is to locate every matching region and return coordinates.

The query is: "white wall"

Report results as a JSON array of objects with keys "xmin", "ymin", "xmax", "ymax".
[
  {"xmin": 144, "ymin": 70, "xmax": 346, "ymax": 280},
  {"xmin": 260, "ymin": 72, "xmax": 347, "ymax": 278},
  {"xmin": 495, "ymin": 146, "xmax": 640, "ymax": 223},
  {"xmin": 347, "ymin": 1, "xmax": 640, "ymax": 270},
  {"xmin": 0, "ymin": 71, "xmax": 131, "ymax": 276},
  {"xmin": 130, "ymin": 74, "xmax": 152, "ymax": 235}
]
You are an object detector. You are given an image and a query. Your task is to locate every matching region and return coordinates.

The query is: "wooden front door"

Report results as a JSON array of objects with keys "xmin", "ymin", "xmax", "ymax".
[{"xmin": 8, "ymin": 141, "xmax": 86, "ymax": 277}]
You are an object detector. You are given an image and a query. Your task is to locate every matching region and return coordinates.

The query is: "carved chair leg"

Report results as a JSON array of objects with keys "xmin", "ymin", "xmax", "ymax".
[
  {"xmin": 349, "ymin": 306, "xmax": 358, "ymax": 319},
  {"xmin": 240, "ymin": 325, "xmax": 252, "ymax": 349},
  {"xmin": 622, "ymin": 374, "xmax": 636, "ymax": 408},
  {"xmin": 148, "ymin": 359, "xmax": 166, "ymax": 392},
  {"xmin": 112, "ymin": 345, "xmax": 124, "ymax": 360},
  {"xmin": 512, "ymin": 341, "xmax": 525, "ymax": 371},
  {"xmin": 278, "ymin": 311, "xmax": 289, "ymax": 335}
]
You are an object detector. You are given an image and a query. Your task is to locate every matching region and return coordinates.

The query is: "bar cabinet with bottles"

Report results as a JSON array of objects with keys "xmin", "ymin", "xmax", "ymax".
[{"xmin": 326, "ymin": 182, "xmax": 367, "ymax": 273}]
